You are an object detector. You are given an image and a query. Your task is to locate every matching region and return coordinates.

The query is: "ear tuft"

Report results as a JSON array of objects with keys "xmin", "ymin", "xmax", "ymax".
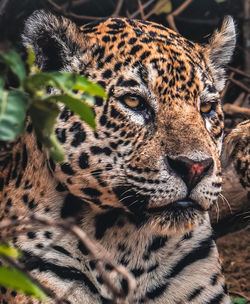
[
  {"xmin": 207, "ymin": 16, "xmax": 236, "ymax": 91},
  {"xmin": 22, "ymin": 10, "xmax": 83, "ymax": 72}
]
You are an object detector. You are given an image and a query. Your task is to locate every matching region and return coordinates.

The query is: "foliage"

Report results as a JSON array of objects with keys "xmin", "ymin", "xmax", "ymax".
[
  {"xmin": 0, "ymin": 47, "xmax": 107, "ymax": 161},
  {"xmin": 0, "ymin": 244, "xmax": 47, "ymax": 301},
  {"xmin": 0, "ymin": 47, "xmax": 107, "ymax": 299},
  {"xmin": 230, "ymin": 296, "xmax": 248, "ymax": 304}
]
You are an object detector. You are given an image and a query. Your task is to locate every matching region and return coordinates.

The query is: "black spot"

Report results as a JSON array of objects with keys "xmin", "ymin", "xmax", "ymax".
[
  {"xmin": 60, "ymin": 163, "xmax": 75, "ymax": 175},
  {"xmin": 100, "ymin": 115, "xmax": 107, "ymax": 126},
  {"xmin": 79, "ymin": 152, "xmax": 89, "ymax": 169},
  {"xmin": 78, "ymin": 240, "xmax": 89, "ymax": 255},
  {"xmin": 44, "ymin": 231, "xmax": 52, "ymax": 239},
  {"xmin": 90, "ymin": 146, "xmax": 103, "ymax": 154},
  {"xmin": 52, "ymin": 246, "xmax": 71, "ymax": 257},
  {"xmin": 143, "ymin": 236, "xmax": 168, "ymax": 260},
  {"xmin": 55, "ymin": 128, "xmax": 66, "ymax": 143},
  {"xmin": 130, "ymin": 45, "xmax": 143, "ymax": 55},
  {"xmin": 117, "ymin": 41, "xmax": 125, "ymax": 48},
  {"xmin": 28, "ymin": 199, "xmax": 37, "ymax": 210},
  {"xmin": 15, "ymin": 173, "xmax": 23, "ymax": 188},
  {"xmin": 210, "ymin": 273, "xmax": 219, "ymax": 285},
  {"xmin": 27, "ymin": 231, "xmax": 36, "ymax": 239},
  {"xmin": 0, "ymin": 177, "xmax": 4, "ymax": 191},
  {"xmin": 131, "ymin": 267, "xmax": 145, "ymax": 278},
  {"xmin": 146, "ymin": 282, "xmax": 169, "ymax": 300},
  {"xmin": 22, "ymin": 194, "xmax": 28, "ymax": 204},
  {"xmin": 113, "ymin": 186, "xmax": 149, "ymax": 215},
  {"xmin": 71, "ymin": 129, "xmax": 86, "ymax": 147},
  {"xmin": 102, "ymin": 35, "xmax": 110, "ymax": 42},
  {"xmin": 95, "ymin": 208, "xmax": 123, "ymax": 239},
  {"xmin": 61, "ymin": 194, "xmax": 84, "ymax": 219},
  {"xmin": 188, "ymin": 286, "xmax": 204, "ymax": 301},
  {"xmin": 81, "ymin": 187, "xmax": 102, "ymax": 197},
  {"xmin": 165, "ymin": 236, "xmax": 213, "ymax": 280},
  {"xmin": 56, "ymin": 182, "xmax": 68, "ymax": 192},
  {"xmin": 205, "ymin": 293, "xmax": 224, "ymax": 304},
  {"xmin": 102, "ymin": 69, "xmax": 112, "ymax": 78},
  {"xmin": 22, "ymin": 251, "xmax": 99, "ymax": 294},
  {"xmin": 128, "ymin": 37, "xmax": 137, "ymax": 44}
]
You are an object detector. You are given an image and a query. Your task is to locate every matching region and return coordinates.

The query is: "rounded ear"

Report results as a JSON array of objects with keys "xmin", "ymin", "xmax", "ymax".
[
  {"xmin": 22, "ymin": 10, "xmax": 84, "ymax": 72},
  {"xmin": 206, "ymin": 16, "xmax": 236, "ymax": 91}
]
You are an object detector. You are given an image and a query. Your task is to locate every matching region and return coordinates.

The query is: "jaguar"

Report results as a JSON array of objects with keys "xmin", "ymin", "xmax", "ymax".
[{"xmin": 0, "ymin": 10, "xmax": 236, "ymax": 303}]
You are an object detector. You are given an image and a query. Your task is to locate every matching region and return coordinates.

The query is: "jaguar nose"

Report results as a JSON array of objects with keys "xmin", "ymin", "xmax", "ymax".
[{"xmin": 166, "ymin": 156, "xmax": 214, "ymax": 192}]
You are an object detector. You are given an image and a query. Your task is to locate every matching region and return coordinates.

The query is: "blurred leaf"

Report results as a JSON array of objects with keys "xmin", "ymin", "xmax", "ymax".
[
  {"xmin": 72, "ymin": 75, "xmax": 107, "ymax": 98},
  {"xmin": 0, "ymin": 89, "xmax": 30, "ymax": 141},
  {"xmin": 26, "ymin": 45, "xmax": 39, "ymax": 74},
  {"xmin": 0, "ymin": 49, "xmax": 26, "ymax": 81},
  {"xmin": 154, "ymin": 0, "xmax": 172, "ymax": 15},
  {"xmin": 24, "ymin": 72, "xmax": 107, "ymax": 98},
  {"xmin": 215, "ymin": 0, "xmax": 226, "ymax": 3},
  {"xmin": 45, "ymin": 94, "xmax": 96, "ymax": 129},
  {"xmin": 0, "ymin": 266, "xmax": 47, "ymax": 301},
  {"xmin": 230, "ymin": 296, "xmax": 248, "ymax": 304},
  {"xmin": 29, "ymin": 102, "xmax": 64, "ymax": 162},
  {"xmin": 0, "ymin": 75, "xmax": 4, "ymax": 100},
  {"xmin": 0, "ymin": 245, "xmax": 21, "ymax": 259}
]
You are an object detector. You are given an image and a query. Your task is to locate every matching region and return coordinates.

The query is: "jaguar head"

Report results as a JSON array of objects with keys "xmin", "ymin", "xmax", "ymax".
[{"xmin": 23, "ymin": 11, "xmax": 236, "ymax": 234}]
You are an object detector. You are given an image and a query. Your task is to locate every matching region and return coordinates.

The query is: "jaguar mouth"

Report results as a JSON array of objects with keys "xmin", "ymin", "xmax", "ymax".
[
  {"xmin": 146, "ymin": 199, "xmax": 205, "ymax": 233},
  {"xmin": 147, "ymin": 199, "xmax": 204, "ymax": 214}
]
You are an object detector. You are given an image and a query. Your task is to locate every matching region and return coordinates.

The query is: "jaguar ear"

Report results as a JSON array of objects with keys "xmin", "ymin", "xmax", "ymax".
[
  {"xmin": 22, "ymin": 10, "xmax": 83, "ymax": 72},
  {"xmin": 206, "ymin": 16, "xmax": 236, "ymax": 91}
]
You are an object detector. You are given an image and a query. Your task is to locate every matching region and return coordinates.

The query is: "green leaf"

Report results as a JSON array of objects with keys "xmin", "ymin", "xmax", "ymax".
[
  {"xmin": 26, "ymin": 45, "xmax": 40, "ymax": 74},
  {"xmin": 0, "ymin": 245, "xmax": 21, "ymax": 259},
  {"xmin": 0, "ymin": 75, "xmax": 4, "ymax": 100},
  {"xmin": 29, "ymin": 102, "xmax": 64, "ymax": 162},
  {"xmin": 0, "ymin": 266, "xmax": 47, "ymax": 300},
  {"xmin": 72, "ymin": 74, "xmax": 107, "ymax": 98},
  {"xmin": 24, "ymin": 72, "xmax": 107, "ymax": 98},
  {"xmin": 0, "ymin": 89, "xmax": 30, "ymax": 141},
  {"xmin": 0, "ymin": 49, "xmax": 26, "ymax": 81},
  {"xmin": 45, "ymin": 94, "xmax": 96, "ymax": 129},
  {"xmin": 230, "ymin": 296, "xmax": 248, "ymax": 304},
  {"xmin": 153, "ymin": 0, "xmax": 172, "ymax": 15},
  {"xmin": 215, "ymin": 0, "xmax": 226, "ymax": 3}
]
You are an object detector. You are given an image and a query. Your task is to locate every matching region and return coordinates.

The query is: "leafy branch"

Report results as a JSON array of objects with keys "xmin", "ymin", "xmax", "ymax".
[{"xmin": 0, "ymin": 47, "xmax": 107, "ymax": 161}]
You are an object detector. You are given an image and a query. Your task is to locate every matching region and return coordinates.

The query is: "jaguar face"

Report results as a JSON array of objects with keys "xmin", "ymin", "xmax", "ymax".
[{"xmin": 23, "ymin": 12, "xmax": 236, "ymax": 234}]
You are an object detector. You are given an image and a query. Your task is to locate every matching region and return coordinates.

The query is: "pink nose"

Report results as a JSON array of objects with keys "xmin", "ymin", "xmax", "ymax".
[{"xmin": 167, "ymin": 156, "xmax": 214, "ymax": 192}]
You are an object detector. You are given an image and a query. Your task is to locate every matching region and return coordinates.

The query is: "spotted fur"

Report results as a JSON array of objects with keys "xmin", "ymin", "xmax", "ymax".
[{"xmin": 0, "ymin": 10, "xmax": 236, "ymax": 303}]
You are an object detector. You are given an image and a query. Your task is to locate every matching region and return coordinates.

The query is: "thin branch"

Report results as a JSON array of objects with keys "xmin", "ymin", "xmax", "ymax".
[
  {"xmin": 0, "ymin": 216, "xmax": 137, "ymax": 302},
  {"xmin": 167, "ymin": 0, "xmax": 193, "ymax": 32},
  {"xmin": 223, "ymin": 103, "xmax": 250, "ymax": 117},
  {"xmin": 128, "ymin": 0, "xmax": 155, "ymax": 18},
  {"xmin": 229, "ymin": 77, "xmax": 250, "ymax": 93},
  {"xmin": 172, "ymin": 0, "xmax": 193, "ymax": 16},
  {"xmin": 112, "ymin": 0, "xmax": 124, "ymax": 17},
  {"xmin": 144, "ymin": 0, "xmax": 171, "ymax": 20},
  {"xmin": 227, "ymin": 65, "xmax": 250, "ymax": 79},
  {"xmin": 137, "ymin": 0, "xmax": 145, "ymax": 20}
]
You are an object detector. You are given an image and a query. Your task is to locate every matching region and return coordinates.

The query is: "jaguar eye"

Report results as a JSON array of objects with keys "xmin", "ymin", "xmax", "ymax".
[
  {"xmin": 200, "ymin": 103, "xmax": 212, "ymax": 114},
  {"xmin": 123, "ymin": 95, "xmax": 140, "ymax": 108},
  {"xmin": 119, "ymin": 94, "xmax": 148, "ymax": 112}
]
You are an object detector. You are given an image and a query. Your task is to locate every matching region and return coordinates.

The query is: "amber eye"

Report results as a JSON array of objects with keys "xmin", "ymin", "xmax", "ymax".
[
  {"xmin": 200, "ymin": 103, "xmax": 212, "ymax": 114},
  {"xmin": 123, "ymin": 96, "xmax": 140, "ymax": 108}
]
